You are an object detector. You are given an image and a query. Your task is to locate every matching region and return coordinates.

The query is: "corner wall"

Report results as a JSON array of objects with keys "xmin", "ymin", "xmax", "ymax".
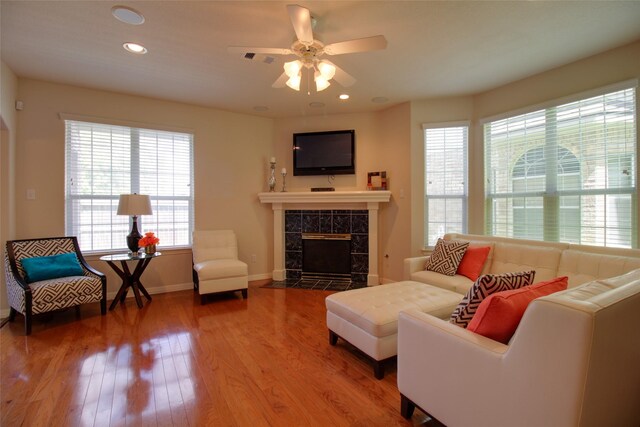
[
  {"xmin": 1, "ymin": 61, "xmax": 19, "ymax": 316},
  {"xmin": 13, "ymin": 78, "xmax": 275, "ymax": 299}
]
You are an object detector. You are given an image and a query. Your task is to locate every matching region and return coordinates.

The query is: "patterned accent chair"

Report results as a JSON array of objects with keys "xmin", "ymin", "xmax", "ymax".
[{"xmin": 4, "ymin": 237, "xmax": 107, "ymax": 335}]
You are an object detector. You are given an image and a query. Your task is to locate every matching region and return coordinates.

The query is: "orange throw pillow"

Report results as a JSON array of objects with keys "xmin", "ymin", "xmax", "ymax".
[
  {"xmin": 467, "ymin": 276, "xmax": 569, "ymax": 344},
  {"xmin": 456, "ymin": 246, "xmax": 491, "ymax": 281}
]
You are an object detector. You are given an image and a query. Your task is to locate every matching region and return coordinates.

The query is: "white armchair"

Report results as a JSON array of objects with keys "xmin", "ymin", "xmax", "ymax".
[
  {"xmin": 397, "ymin": 269, "xmax": 640, "ymax": 427},
  {"xmin": 192, "ymin": 230, "xmax": 248, "ymax": 304}
]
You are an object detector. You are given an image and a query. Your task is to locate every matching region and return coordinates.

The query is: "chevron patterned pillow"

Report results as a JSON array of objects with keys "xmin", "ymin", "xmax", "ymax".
[
  {"xmin": 450, "ymin": 270, "xmax": 536, "ymax": 328},
  {"xmin": 424, "ymin": 238, "xmax": 469, "ymax": 276}
]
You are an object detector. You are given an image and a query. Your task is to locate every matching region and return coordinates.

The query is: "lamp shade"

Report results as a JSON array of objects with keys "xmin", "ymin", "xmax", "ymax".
[
  {"xmin": 286, "ymin": 73, "xmax": 301, "ymax": 91},
  {"xmin": 314, "ymin": 71, "xmax": 330, "ymax": 92},
  {"xmin": 117, "ymin": 194, "xmax": 152, "ymax": 216}
]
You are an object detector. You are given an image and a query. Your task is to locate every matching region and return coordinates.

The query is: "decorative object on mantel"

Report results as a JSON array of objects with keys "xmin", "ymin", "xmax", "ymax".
[
  {"xmin": 367, "ymin": 171, "xmax": 387, "ymax": 190},
  {"xmin": 139, "ymin": 232, "xmax": 160, "ymax": 254},
  {"xmin": 117, "ymin": 193, "xmax": 153, "ymax": 253},
  {"xmin": 281, "ymin": 167, "xmax": 287, "ymax": 192},
  {"xmin": 268, "ymin": 157, "xmax": 277, "ymax": 192}
]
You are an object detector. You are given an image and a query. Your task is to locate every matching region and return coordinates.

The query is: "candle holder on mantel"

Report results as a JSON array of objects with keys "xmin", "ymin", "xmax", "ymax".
[
  {"xmin": 281, "ymin": 170, "xmax": 287, "ymax": 192},
  {"xmin": 268, "ymin": 160, "xmax": 276, "ymax": 192}
]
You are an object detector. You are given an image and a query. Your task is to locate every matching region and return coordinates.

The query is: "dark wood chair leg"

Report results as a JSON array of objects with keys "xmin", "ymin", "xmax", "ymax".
[
  {"xmin": 373, "ymin": 360, "xmax": 385, "ymax": 380},
  {"xmin": 241, "ymin": 289, "xmax": 248, "ymax": 298},
  {"xmin": 400, "ymin": 394, "xmax": 416, "ymax": 419},
  {"xmin": 329, "ymin": 330, "xmax": 338, "ymax": 345},
  {"xmin": 100, "ymin": 297, "xmax": 107, "ymax": 315},
  {"xmin": 25, "ymin": 311, "xmax": 32, "ymax": 336},
  {"xmin": 192, "ymin": 268, "xmax": 199, "ymax": 291},
  {"xmin": 200, "ymin": 294, "xmax": 206, "ymax": 305},
  {"xmin": 8, "ymin": 307, "xmax": 17, "ymax": 322}
]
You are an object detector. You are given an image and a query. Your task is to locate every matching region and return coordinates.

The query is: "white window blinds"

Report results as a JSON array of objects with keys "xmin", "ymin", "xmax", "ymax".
[
  {"xmin": 424, "ymin": 123, "xmax": 469, "ymax": 246},
  {"xmin": 484, "ymin": 86, "xmax": 637, "ymax": 248},
  {"xmin": 65, "ymin": 120, "xmax": 194, "ymax": 251}
]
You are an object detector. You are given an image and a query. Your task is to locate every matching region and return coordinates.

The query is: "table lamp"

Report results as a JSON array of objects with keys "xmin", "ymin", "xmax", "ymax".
[{"xmin": 117, "ymin": 194, "xmax": 153, "ymax": 253}]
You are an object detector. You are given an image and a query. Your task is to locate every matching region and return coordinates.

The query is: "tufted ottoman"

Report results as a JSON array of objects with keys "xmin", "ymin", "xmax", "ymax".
[{"xmin": 325, "ymin": 281, "xmax": 463, "ymax": 379}]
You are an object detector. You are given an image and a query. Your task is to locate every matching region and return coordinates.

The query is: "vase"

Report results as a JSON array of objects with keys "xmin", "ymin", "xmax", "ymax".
[
  {"xmin": 268, "ymin": 161, "xmax": 276, "ymax": 192},
  {"xmin": 144, "ymin": 244, "xmax": 156, "ymax": 254}
]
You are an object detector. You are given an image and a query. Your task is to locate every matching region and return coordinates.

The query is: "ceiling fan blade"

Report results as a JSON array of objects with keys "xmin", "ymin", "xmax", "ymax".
[
  {"xmin": 323, "ymin": 60, "xmax": 356, "ymax": 87},
  {"xmin": 323, "ymin": 35, "xmax": 387, "ymax": 55},
  {"xmin": 272, "ymin": 72, "xmax": 289, "ymax": 88},
  {"xmin": 287, "ymin": 4, "xmax": 314, "ymax": 45},
  {"xmin": 228, "ymin": 46, "xmax": 293, "ymax": 55}
]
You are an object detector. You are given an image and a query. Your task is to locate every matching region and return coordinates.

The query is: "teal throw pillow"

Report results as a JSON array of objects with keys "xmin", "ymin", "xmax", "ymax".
[{"xmin": 21, "ymin": 252, "xmax": 84, "ymax": 283}]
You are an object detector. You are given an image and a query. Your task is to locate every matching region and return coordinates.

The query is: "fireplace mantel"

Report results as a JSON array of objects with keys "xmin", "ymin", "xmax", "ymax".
[{"xmin": 259, "ymin": 191, "xmax": 391, "ymax": 285}]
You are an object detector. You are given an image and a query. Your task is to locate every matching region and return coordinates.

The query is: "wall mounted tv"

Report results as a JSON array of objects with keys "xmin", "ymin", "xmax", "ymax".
[{"xmin": 293, "ymin": 130, "xmax": 355, "ymax": 176}]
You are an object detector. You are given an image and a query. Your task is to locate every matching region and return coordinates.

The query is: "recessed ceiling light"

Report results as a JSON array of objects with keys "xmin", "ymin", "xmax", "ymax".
[
  {"xmin": 371, "ymin": 96, "xmax": 389, "ymax": 104},
  {"xmin": 309, "ymin": 102, "xmax": 325, "ymax": 108},
  {"xmin": 253, "ymin": 106, "xmax": 269, "ymax": 112},
  {"xmin": 112, "ymin": 6, "xmax": 145, "ymax": 25},
  {"xmin": 338, "ymin": 94, "xmax": 350, "ymax": 100},
  {"xmin": 123, "ymin": 42, "xmax": 147, "ymax": 54}
]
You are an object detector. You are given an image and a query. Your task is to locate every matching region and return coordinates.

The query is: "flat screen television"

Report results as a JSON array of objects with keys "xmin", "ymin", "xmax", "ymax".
[{"xmin": 293, "ymin": 130, "xmax": 355, "ymax": 176}]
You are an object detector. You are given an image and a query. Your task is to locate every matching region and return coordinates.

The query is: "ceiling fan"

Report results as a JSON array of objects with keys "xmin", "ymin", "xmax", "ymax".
[{"xmin": 228, "ymin": 4, "xmax": 387, "ymax": 92}]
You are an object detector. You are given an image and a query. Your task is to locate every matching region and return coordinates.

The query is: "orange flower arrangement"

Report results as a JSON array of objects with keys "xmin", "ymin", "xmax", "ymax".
[{"xmin": 139, "ymin": 232, "xmax": 160, "ymax": 247}]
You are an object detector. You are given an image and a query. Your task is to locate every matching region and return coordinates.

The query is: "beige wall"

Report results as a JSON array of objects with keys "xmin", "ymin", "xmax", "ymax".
[
  {"xmin": 273, "ymin": 108, "xmax": 411, "ymax": 282},
  {"xmin": 3, "ymin": 40, "xmax": 640, "ymax": 313},
  {"xmin": 12, "ymin": 78, "xmax": 275, "ymax": 303},
  {"xmin": 1, "ymin": 61, "xmax": 19, "ymax": 314},
  {"xmin": 404, "ymin": 40, "xmax": 640, "ymax": 261}
]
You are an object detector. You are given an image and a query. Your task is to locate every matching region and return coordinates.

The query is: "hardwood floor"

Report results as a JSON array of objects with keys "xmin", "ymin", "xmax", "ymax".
[{"xmin": 1, "ymin": 280, "xmax": 437, "ymax": 426}]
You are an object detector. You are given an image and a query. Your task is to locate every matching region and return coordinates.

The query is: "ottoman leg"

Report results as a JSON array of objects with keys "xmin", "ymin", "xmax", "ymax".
[
  {"xmin": 329, "ymin": 330, "xmax": 338, "ymax": 345},
  {"xmin": 373, "ymin": 359, "xmax": 385, "ymax": 380}
]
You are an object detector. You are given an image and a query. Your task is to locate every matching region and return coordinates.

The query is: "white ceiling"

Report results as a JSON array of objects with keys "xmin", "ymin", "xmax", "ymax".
[{"xmin": 2, "ymin": 1, "xmax": 640, "ymax": 118}]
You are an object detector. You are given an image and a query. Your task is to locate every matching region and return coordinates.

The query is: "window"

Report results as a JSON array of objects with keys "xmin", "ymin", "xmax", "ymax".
[
  {"xmin": 484, "ymin": 85, "xmax": 636, "ymax": 248},
  {"xmin": 424, "ymin": 123, "xmax": 469, "ymax": 246},
  {"xmin": 65, "ymin": 119, "xmax": 194, "ymax": 252}
]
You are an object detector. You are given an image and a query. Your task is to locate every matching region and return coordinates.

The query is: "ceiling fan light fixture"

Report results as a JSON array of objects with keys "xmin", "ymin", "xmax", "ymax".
[
  {"xmin": 317, "ymin": 61, "xmax": 336, "ymax": 80},
  {"xmin": 286, "ymin": 73, "xmax": 301, "ymax": 91},
  {"xmin": 284, "ymin": 60, "xmax": 303, "ymax": 78},
  {"xmin": 314, "ymin": 71, "xmax": 330, "ymax": 92}
]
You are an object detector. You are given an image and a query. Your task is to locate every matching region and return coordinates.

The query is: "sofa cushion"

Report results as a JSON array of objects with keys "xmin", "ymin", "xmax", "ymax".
[
  {"xmin": 457, "ymin": 246, "xmax": 491, "ymax": 281},
  {"xmin": 467, "ymin": 276, "xmax": 568, "ymax": 343},
  {"xmin": 410, "ymin": 270, "xmax": 473, "ymax": 294},
  {"xmin": 20, "ymin": 252, "xmax": 84, "ymax": 283},
  {"xmin": 557, "ymin": 249, "xmax": 640, "ymax": 288},
  {"xmin": 450, "ymin": 270, "xmax": 536, "ymax": 328},
  {"xmin": 425, "ymin": 238, "xmax": 469, "ymax": 276},
  {"xmin": 489, "ymin": 242, "xmax": 562, "ymax": 283},
  {"xmin": 194, "ymin": 259, "xmax": 248, "ymax": 280},
  {"xmin": 325, "ymin": 281, "xmax": 463, "ymax": 338}
]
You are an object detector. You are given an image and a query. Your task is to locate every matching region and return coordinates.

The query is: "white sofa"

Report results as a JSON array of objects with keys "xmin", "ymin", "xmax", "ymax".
[
  {"xmin": 398, "ymin": 234, "xmax": 640, "ymax": 426},
  {"xmin": 398, "ymin": 268, "xmax": 640, "ymax": 427},
  {"xmin": 404, "ymin": 233, "xmax": 640, "ymax": 294}
]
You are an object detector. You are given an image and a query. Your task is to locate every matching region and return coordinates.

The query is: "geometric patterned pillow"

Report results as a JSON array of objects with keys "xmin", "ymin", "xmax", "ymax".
[
  {"xmin": 424, "ymin": 238, "xmax": 469, "ymax": 276},
  {"xmin": 450, "ymin": 270, "xmax": 536, "ymax": 328}
]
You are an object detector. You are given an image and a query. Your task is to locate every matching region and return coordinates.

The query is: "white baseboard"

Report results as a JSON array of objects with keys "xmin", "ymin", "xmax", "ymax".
[
  {"xmin": 107, "ymin": 281, "xmax": 194, "ymax": 300},
  {"xmin": 249, "ymin": 273, "xmax": 272, "ymax": 281},
  {"xmin": 1, "ymin": 276, "xmax": 275, "ymax": 318}
]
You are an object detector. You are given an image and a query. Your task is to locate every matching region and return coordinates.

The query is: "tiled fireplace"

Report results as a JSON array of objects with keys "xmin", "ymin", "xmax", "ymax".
[
  {"xmin": 258, "ymin": 191, "xmax": 391, "ymax": 286},
  {"xmin": 285, "ymin": 210, "xmax": 369, "ymax": 283}
]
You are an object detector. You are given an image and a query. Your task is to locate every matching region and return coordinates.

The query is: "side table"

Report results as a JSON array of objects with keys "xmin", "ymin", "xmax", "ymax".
[{"xmin": 100, "ymin": 252, "xmax": 161, "ymax": 310}]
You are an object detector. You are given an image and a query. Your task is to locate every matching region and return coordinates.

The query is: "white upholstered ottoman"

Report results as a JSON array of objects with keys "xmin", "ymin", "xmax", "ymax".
[{"xmin": 325, "ymin": 281, "xmax": 463, "ymax": 379}]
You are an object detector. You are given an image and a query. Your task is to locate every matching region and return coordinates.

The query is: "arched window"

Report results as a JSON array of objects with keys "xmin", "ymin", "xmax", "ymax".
[{"xmin": 511, "ymin": 147, "xmax": 580, "ymax": 241}]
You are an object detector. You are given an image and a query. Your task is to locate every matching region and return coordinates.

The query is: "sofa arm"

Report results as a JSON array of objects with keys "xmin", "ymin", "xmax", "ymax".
[
  {"xmin": 397, "ymin": 309, "xmax": 507, "ymax": 425},
  {"xmin": 403, "ymin": 256, "xmax": 429, "ymax": 280}
]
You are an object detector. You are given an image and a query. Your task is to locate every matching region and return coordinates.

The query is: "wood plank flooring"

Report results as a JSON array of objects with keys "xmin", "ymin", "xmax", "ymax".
[{"xmin": 1, "ymin": 281, "xmax": 437, "ymax": 427}]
